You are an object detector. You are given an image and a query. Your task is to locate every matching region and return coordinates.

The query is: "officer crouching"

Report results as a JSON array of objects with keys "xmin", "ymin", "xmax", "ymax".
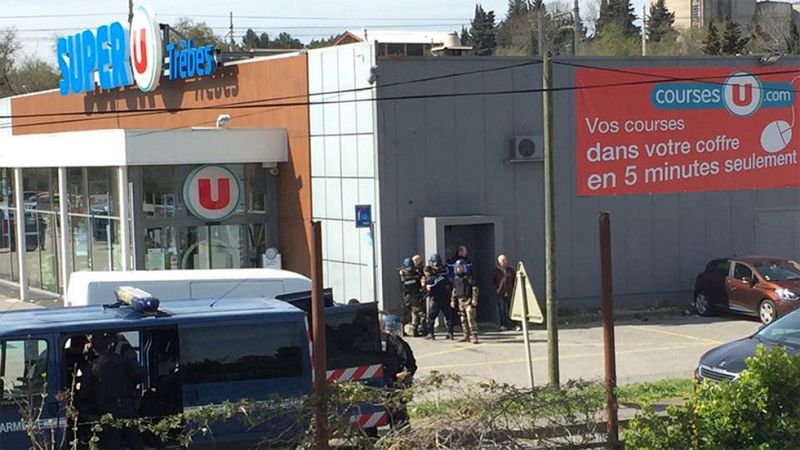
[{"xmin": 381, "ymin": 314, "xmax": 417, "ymax": 429}]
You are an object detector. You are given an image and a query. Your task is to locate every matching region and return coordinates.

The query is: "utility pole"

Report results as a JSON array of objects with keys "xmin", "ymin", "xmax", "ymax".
[
  {"xmin": 542, "ymin": 48, "xmax": 560, "ymax": 387},
  {"xmin": 537, "ymin": 10, "xmax": 545, "ymax": 57},
  {"xmin": 310, "ymin": 221, "xmax": 330, "ymax": 450},
  {"xmin": 599, "ymin": 212, "xmax": 619, "ymax": 449},
  {"xmin": 641, "ymin": 5, "xmax": 647, "ymax": 56},
  {"xmin": 229, "ymin": 12, "xmax": 235, "ymax": 51},
  {"xmin": 573, "ymin": 0, "xmax": 580, "ymax": 55},
  {"xmin": 128, "ymin": 0, "xmax": 133, "ymax": 25}
]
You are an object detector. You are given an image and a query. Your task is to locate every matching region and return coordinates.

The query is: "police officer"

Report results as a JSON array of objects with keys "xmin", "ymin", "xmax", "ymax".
[
  {"xmin": 426, "ymin": 253, "xmax": 456, "ymax": 339},
  {"xmin": 381, "ymin": 314, "xmax": 417, "ymax": 428},
  {"xmin": 83, "ymin": 333, "xmax": 145, "ymax": 449},
  {"xmin": 398, "ymin": 257, "xmax": 425, "ymax": 337},
  {"xmin": 423, "ymin": 264, "xmax": 455, "ymax": 340},
  {"xmin": 451, "ymin": 259, "xmax": 480, "ymax": 344}
]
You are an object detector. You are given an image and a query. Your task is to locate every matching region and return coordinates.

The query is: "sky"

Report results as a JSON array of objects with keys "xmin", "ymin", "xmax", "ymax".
[{"xmin": 0, "ymin": 0, "xmax": 654, "ymax": 62}]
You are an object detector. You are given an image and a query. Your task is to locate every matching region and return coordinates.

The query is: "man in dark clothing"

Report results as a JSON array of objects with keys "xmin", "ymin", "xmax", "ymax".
[
  {"xmin": 399, "ymin": 257, "xmax": 425, "ymax": 336},
  {"xmin": 381, "ymin": 315, "xmax": 417, "ymax": 428},
  {"xmin": 451, "ymin": 260, "xmax": 480, "ymax": 343},
  {"xmin": 64, "ymin": 335, "xmax": 93, "ymax": 447},
  {"xmin": 83, "ymin": 333, "xmax": 145, "ymax": 450},
  {"xmin": 423, "ymin": 265, "xmax": 455, "ymax": 340},
  {"xmin": 492, "ymin": 254, "xmax": 516, "ymax": 331}
]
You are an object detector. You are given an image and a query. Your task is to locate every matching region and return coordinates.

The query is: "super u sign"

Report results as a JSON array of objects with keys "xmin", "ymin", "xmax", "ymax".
[
  {"xmin": 183, "ymin": 166, "xmax": 242, "ymax": 222},
  {"xmin": 56, "ymin": 5, "xmax": 217, "ymax": 96}
]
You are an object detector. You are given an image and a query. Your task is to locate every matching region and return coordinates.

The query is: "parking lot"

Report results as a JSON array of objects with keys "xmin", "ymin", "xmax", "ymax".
[{"xmin": 409, "ymin": 313, "xmax": 762, "ymax": 386}]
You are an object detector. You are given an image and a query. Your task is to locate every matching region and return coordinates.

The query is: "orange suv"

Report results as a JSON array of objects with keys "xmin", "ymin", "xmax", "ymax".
[{"xmin": 693, "ymin": 257, "xmax": 800, "ymax": 325}]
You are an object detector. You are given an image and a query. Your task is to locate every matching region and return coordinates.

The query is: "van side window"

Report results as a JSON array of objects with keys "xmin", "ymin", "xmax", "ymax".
[
  {"xmin": 1, "ymin": 339, "xmax": 48, "ymax": 400},
  {"xmin": 180, "ymin": 323, "xmax": 303, "ymax": 384}
]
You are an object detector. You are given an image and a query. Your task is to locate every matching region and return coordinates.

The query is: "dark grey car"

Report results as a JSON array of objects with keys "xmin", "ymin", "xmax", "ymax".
[{"xmin": 696, "ymin": 309, "xmax": 800, "ymax": 382}]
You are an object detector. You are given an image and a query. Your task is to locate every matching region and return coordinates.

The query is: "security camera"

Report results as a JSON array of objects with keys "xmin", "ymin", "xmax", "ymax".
[
  {"xmin": 216, "ymin": 114, "xmax": 231, "ymax": 128},
  {"xmin": 367, "ymin": 66, "xmax": 378, "ymax": 85},
  {"xmin": 269, "ymin": 167, "xmax": 280, "ymax": 176}
]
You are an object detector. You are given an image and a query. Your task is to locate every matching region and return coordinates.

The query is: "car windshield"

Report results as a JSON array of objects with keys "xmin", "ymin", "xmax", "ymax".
[
  {"xmin": 754, "ymin": 261, "xmax": 800, "ymax": 282},
  {"xmin": 757, "ymin": 311, "xmax": 800, "ymax": 347}
]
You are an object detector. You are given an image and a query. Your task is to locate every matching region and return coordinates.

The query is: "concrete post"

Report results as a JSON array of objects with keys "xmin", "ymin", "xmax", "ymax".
[
  {"xmin": 13, "ymin": 168, "xmax": 27, "ymax": 301},
  {"xmin": 117, "ymin": 166, "xmax": 130, "ymax": 270},
  {"xmin": 58, "ymin": 167, "xmax": 71, "ymax": 296}
]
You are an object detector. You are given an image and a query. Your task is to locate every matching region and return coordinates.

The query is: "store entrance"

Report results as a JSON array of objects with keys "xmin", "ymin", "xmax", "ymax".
[
  {"xmin": 131, "ymin": 164, "xmax": 272, "ymax": 272},
  {"xmin": 142, "ymin": 223, "xmax": 268, "ymax": 271}
]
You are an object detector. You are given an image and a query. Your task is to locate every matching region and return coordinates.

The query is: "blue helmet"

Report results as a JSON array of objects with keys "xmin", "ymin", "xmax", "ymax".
[
  {"xmin": 402, "ymin": 257, "xmax": 413, "ymax": 269},
  {"xmin": 384, "ymin": 314, "xmax": 402, "ymax": 334},
  {"xmin": 429, "ymin": 253, "xmax": 442, "ymax": 265},
  {"xmin": 455, "ymin": 259, "xmax": 468, "ymax": 274}
]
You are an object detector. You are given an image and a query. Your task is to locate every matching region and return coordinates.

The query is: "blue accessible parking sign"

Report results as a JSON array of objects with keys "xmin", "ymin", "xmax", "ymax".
[{"xmin": 355, "ymin": 205, "xmax": 371, "ymax": 228}]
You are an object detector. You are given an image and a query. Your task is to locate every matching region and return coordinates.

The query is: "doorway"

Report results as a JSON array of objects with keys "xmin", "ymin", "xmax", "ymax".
[
  {"xmin": 444, "ymin": 224, "xmax": 497, "ymax": 323},
  {"xmin": 418, "ymin": 215, "xmax": 503, "ymax": 325}
]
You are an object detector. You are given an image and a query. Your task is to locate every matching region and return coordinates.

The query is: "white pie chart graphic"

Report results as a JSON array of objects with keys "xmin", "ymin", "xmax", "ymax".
[{"xmin": 761, "ymin": 120, "xmax": 793, "ymax": 153}]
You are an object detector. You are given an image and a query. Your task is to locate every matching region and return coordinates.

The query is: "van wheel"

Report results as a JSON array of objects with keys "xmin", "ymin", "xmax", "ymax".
[
  {"xmin": 759, "ymin": 299, "xmax": 777, "ymax": 325},
  {"xmin": 694, "ymin": 292, "xmax": 710, "ymax": 316}
]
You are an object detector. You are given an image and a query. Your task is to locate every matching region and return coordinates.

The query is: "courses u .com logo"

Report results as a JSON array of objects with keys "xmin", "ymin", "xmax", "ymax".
[{"xmin": 650, "ymin": 71, "xmax": 795, "ymax": 117}]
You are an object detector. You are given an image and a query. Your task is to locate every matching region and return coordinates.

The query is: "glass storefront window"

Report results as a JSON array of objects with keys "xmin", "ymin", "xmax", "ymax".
[
  {"xmin": 245, "ymin": 165, "xmax": 267, "ymax": 214},
  {"xmin": 71, "ymin": 216, "xmax": 91, "ymax": 272},
  {"xmin": 136, "ymin": 164, "xmax": 272, "ymax": 272},
  {"xmin": 88, "ymin": 167, "xmax": 118, "ymax": 216},
  {"xmin": 67, "ymin": 168, "xmax": 87, "ymax": 215},
  {"xmin": 142, "ymin": 166, "xmax": 177, "ymax": 218}
]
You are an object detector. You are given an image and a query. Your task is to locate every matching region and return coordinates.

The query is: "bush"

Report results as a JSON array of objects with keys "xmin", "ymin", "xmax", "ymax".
[{"xmin": 624, "ymin": 344, "xmax": 800, "ymax": 450}]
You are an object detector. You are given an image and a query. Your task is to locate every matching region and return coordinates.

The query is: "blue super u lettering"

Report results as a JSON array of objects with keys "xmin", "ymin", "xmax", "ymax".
[{"xmin": 57, "ymin": 22, "xmax": 132, "ymax": 96}]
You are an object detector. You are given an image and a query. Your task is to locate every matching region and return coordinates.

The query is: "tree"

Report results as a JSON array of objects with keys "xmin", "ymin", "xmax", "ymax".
[
  {"xmin": 721, "ymin": 18, "xmax": 748, "ymax": 55},
  {"xmin": 307, "ymin": 35, "xmax": 338, "ymax": 49},
  {"xmin": 269, "ymin": 32, "xmax": 303, "ymax": 49},
  {"xmin": 11, "ymin": 58, "xmax": 59, "ymax": 94},
  {"xmin": 586, "ymin": 22, "xmax": 640, "ymax": 55},
  {"xmin": 0, "ymin": 29, "xmax": 19, "ymax": 98},
  {"xmin": 787, "ymin": 20, "xmax": 800, "ymax": 54},
  {"xmin": 460, "ymin": 25, "xmax": 471, "ymax": 45},
  {"xmin": 596, "ymin": 0, "xmax": 640, "ymax": 38},
  {"xmin": 171, "ymin": 18, "xmax": 226, "ymax": 48},
  {"xmin": 702, "ymin": 19, "xmax": 722, "ymax": 55},
  {"xmin": 469, "ymin": 4, "xmax": 498, "ymax": 56},
  {"xmin": 241, "ymin": 28, "xmax": 260, "ymax": 49},
  {"xmin": 647, "ymin": 0, "xmax": 676, "ymax": 43}
]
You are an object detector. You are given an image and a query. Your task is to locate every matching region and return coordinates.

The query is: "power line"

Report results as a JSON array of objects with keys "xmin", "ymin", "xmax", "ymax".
[
  {"xmin": 1, "ymin": 59, "xmax": 545, "ymax": 121},
  {"xmin": 2, "ymin": 63, "xmax": 799, "ymax": 130}
]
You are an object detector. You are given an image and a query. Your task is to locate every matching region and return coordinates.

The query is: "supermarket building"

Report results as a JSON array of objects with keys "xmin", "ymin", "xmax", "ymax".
[{"xmin": 1, "ymin": 12, "xmax": 799, "ymax": 320}]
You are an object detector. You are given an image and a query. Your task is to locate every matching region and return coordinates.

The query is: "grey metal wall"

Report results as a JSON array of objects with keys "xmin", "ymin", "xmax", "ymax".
[{"xmin": 376, "ymin": 55, "xmax": 800, "ymax": 315}]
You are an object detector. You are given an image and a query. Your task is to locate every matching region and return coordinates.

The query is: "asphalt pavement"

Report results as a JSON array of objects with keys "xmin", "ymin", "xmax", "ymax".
[
  {"xmin": 0, "ymin": 288, "xmax": 762, "ymax": 387},
  {"xmin": 407, "ymin": 312, "xmax": 761, "ymax": 386}
]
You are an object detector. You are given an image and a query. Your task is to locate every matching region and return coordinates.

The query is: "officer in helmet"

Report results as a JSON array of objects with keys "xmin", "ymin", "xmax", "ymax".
[
  {"xmin": 380, "ymin": 314, "xmax": 417, "ymax": 428},
  {"xmin": 398, "ymin": 257, "xmax": 425, "ymax": 337},
  {"xmin": 425, "ymin": 253, "xmax": 455, "ymax": 339},
  {"xmin": 451, "ymin": 259, "xmax": 480, "ymax": 343}
]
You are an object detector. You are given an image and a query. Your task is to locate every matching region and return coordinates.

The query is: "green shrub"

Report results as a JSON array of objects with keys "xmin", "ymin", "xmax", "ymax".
[{"xmin": 624, "ymin": 345, "xmax": 800, "ymax": 450}]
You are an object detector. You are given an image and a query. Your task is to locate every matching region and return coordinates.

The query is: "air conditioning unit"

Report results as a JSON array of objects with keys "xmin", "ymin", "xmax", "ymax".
[{"xmin": 508, "ymin": 135, "xmax": 544, "ymax": 163}]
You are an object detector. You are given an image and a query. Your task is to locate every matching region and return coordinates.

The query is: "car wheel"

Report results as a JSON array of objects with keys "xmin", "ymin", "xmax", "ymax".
[
  {"xmin": 759, "ymin": 299, "xmax": 777, "ymax": 325},
  {"xmin": 694, "ymin": 292, "xmax": 711, "ymax": 316}
]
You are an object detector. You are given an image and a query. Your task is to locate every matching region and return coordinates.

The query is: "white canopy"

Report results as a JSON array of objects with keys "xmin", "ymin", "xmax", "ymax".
[{"xmin": 0, "ymin": 128, "xmax": 288, "ymax": 167}]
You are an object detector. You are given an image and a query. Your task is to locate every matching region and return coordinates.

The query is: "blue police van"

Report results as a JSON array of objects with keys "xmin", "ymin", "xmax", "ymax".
[{"xmin": 0, "ymin": 290, "xmax": 383, "ymax": 449}]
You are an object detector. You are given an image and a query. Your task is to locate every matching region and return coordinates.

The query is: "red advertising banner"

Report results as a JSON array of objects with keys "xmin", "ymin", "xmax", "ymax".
[{"xmin": 575, "ymin": 67, "xmax": 800, "ymax": 196}]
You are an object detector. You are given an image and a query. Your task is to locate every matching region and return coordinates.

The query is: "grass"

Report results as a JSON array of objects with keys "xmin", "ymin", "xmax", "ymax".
[
  {"xmin": 616, "ymin": 378, "xmax": 694, "ymax": 405},
  {"xmin": 408, "ymin": 378, "xmax": 694, "ymax": 420}
]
